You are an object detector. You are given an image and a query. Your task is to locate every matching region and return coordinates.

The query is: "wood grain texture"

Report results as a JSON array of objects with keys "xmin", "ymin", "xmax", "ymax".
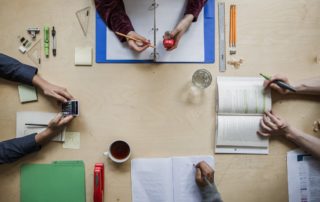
[{"xmin": 0, "ymin": 0, "xmax": 319, "ymax": 201}]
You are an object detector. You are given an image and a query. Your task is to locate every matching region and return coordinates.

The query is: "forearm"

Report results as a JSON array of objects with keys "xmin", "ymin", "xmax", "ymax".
[
  {"xmin": 32, "ymin": 74, "xmax": 48, "ymax": 90},
  {"xmin": 286, "ymin": 127, "xmax": 320, "ymax": 160},
  {"xmin": 95, "ymin": 0, "xmax": 134, "ymax": 42},
  {"xmin": 185, "ymin": 0, "xmax": 207, "ymax": 22},
  {"xmin": 200, "ymin": 183, "xmax": 223, "ymax": 202},
  {"xmin": 293, "ymin": 77, "xmax": 320, "ymax": 95},
  {"xmin": 35, "ymin": 128, "xmax": 57, "ymax": 145},
  {"xmin": 0, "ymin": 53, "xmax": 37, "ymax": 85},
  {"xmin": 0, "ymin": 134, "xmax": 41, "ymax": 164}
]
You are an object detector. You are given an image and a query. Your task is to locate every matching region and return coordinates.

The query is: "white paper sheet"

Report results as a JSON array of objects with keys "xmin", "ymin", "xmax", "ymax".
[
  {"xmin": 16, "ymin": 111, "xmax": 65, "ymax": 142},
  {"xmin": 106, "ymin": 0, "xmax": 154, "ymax": 60},
  {"xmin": 155, "ymin": 0, "xmax": 204, "ymax": 62},
  {"xmin": 131, "ymin": 158, "xmax": 174, "ymax": 202},
  {"xmin": 172, "ymin": 156, "xmax": 214, "ymax": 202},
  {"xmin": 287, "ymin": 150, "xmax": 320, "ymax": 202},
  {"xmin": 131, "ymin": 156, "xmax": 214, "ymax": 202}
]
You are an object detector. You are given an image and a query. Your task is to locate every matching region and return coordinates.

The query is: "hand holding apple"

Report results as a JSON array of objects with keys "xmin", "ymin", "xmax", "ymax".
[{"xmin": 163, "ymin": 31, "xmax": 175, "ymax": 49}]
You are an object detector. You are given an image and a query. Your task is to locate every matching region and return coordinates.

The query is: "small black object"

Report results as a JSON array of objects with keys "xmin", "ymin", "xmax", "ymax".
[
  {"xmin": 23, "ymin": 40, "xmax": 29, "ymax": 47},
  {"xmin": 20, "ymin": 37, "xmax": 25, "ymax": 43},
  {"xmin": 62, "ymin": 100, "xmax": 79, "ymax": 116}
]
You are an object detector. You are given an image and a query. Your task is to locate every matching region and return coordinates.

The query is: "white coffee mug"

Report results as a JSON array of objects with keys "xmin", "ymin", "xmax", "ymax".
[{"xmin": 103, "ymin": 140, "xmax": 131, "ymax": 163}]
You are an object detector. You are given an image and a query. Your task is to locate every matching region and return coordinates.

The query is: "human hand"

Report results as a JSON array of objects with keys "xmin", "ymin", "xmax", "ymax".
[
  {"xmin": 127, "ymin": 31, "xmax": 150, "ymax": 52},
  {"xmin": 263, "ymin": 74, "xmax": 291, "ymax": 94},
  {"xmin": 36, "ymin": 113, "xmax": 74, "ymax": 145},
  {"xmin": 257, "ymin": 111, "xmax": 291, "ymax": 137},
  {"xmin": 195, "ymin": 161, "xmax": 214, "ymax": 187},
  {"xmin": 47, "ymin": 113, "xmax": 74, "ymax": 134},
  {"xmin": 32, "ymin": 75, "xmax": 74, "ymax": 103},
  {"xmin": 167, "ymin": 14, "xmax": 194, "ymax": 51}
]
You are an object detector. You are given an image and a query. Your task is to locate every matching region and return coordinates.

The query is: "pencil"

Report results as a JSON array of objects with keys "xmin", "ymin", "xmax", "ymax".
[
  {"xmin": 204, "ymin": 175, "xmax": 214, "ymax": 188},
  {"xmin": 25, "ymin": 123, "xmax": 48, "ymax": 127},
  {"xmin": 115, "ymin": 32, "xmax": 155, "ymax": 48},
  {"xmin": 229, "ymin": 5, "xmax": 237, "ymax": 54},
  {"xmin": 229, "ymin": 5, "xmax": 233, "ymax": 47},
  {"xmin": 259, "ymin": 73, "xmax": 296, "ymax": 92},
  {"xmin": 233, "ymin": 5, "xmax": 237, "ymax": 47}
]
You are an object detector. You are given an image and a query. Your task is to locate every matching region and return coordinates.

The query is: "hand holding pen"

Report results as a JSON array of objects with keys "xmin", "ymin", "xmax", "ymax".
[
  {"xmin": 195, "ymin": 161, "xmax": 214, "ymax": 188},
  {"xmin": 260, "ymin": 73, "xmax": 296, "ymax": 94}
]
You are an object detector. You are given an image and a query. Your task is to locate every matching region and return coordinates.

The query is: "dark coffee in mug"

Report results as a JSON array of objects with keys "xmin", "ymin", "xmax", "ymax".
[{"xmin": 110, "ymin": 140, "xmax": 130, "ymax": 160}]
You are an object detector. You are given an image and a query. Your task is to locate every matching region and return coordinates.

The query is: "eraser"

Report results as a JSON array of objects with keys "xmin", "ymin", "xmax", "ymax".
[{"xmin": 19, "ymin": 45, "xmax": 27, "ymax": 54}]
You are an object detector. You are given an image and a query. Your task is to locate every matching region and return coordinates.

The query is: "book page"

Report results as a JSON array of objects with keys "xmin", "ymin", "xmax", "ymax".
[
  {"xmin": 172, "ymin": 156, "xmax": 214, "ymax": 202},
  {"xmin": 155, "ymin": 0, "xmax": 205, "ymax": 62},
  {"xmin": 216, "ymin": 115, "xmax": 268, "ymax": 147},
  {"xmin": 106, "ymin": 0, "xmax": 155, "ymax": 60},
  {"xmin": 131, "ymin": 158, "xmax": 174, "ymax": 202},
  {"xmin": 217, "ymin": 77, "xmax": 271, "ymax": 114}
]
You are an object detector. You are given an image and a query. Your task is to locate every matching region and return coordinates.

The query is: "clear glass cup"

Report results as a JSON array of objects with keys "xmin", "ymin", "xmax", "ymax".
[{"xmin": 192, "ymin": 69, "xmax": 212, "ymax": 89}]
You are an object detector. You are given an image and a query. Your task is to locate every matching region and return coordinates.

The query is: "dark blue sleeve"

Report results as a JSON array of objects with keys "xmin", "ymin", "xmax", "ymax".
[
  {"xmin": 0, "ymin": 133, "xmax": 41, "ymax": 164},
  {"xmin": 0, "ymin": 53, "xmax": 38, "ymax": 85}
]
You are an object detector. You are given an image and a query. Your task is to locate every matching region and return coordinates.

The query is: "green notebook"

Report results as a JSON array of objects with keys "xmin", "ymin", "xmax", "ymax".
[{"xmin": 20, "ymin": 161, "xmax": 86, "ymax": 202}]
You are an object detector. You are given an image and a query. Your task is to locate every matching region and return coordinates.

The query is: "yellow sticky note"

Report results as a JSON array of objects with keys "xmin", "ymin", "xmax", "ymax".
[{"xmin": 63, "ymin": 132, "xmax": 80, "ymax": 149}]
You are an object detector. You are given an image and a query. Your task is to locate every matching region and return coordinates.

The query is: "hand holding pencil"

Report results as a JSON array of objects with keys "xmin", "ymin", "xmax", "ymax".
[
  {"xmin": 116, "ymin": 31, "xmax": 154, "ymax": 52},
  {"xmin": 195, "ymin": 161, "xmax": 215, "ymax": 188}
]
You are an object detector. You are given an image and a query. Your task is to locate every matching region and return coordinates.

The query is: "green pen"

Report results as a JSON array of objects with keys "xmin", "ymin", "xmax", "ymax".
[
  {"xmin": 44, "ymin": 26, "xmax": 50, "ymax": 57},
  {"xmin": 259, "ymin": 73, "xmax": 296, "ymax": 92}
]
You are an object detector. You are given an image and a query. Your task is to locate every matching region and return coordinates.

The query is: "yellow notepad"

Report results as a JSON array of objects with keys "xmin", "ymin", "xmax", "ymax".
[
  {"xmin": 18, "ymin": 84, "xmax": 38, "ymax": 103},
  {"xmin": 75, "ymin": 47, "xmax": 92, "ymax": 66}
]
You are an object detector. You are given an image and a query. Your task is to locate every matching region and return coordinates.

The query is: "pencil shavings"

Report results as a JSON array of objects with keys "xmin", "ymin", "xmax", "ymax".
[{"xmin": 227, "ymin": 58, "xmax": 244, "ymax": 68}]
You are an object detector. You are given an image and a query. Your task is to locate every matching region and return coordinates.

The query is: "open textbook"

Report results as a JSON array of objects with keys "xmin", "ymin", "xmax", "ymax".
[
  {"xmin": 16, "ymin": 111, "xmax": 66, "ymax": 142},
  {"xmin": 215, "ymin": 77, "xmax": 272, "ymax": 154},
  {"xmin": 131, "ymin": 156, "xmax": 214, "ymax": 202},
  {"xmin": 96, "ymin": 0, "xmax": 214, "ymax": 63}
]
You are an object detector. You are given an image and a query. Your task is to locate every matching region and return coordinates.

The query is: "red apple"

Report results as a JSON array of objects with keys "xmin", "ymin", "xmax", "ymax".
[{"xmin": 163, "ymin": 39, "xmax": 175, "ymax": 49}]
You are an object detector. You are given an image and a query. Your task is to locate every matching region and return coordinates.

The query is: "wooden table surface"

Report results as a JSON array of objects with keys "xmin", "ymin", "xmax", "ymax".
[{"xmin": 0, "ymin": 0, "xmax": 319, "ymax": 201}]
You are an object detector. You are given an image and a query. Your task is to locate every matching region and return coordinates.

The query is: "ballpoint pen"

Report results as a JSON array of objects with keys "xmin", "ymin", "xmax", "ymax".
[
  {"xmin": 259, "ymin": 73, "xmax": 296, "ymax": 92},
  {"xmin": 52, "ymin": 26, "xmax": 57, "ymax": 56}
]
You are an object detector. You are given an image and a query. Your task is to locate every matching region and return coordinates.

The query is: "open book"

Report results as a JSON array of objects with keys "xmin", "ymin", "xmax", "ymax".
[
  {"xmin": 131, "ymin": 156, "xmax": 214, "ymax": 202},
  {"xmin": 16, "ymin": 111, "xmax": 66, "ymax": 142},
  {"xmin": 96, "ymin": 0, "xmax": 214, "ymax": 63},
  {"xmin": 215, "ymin": 77, "xmax": 272, "ymax": 154}
]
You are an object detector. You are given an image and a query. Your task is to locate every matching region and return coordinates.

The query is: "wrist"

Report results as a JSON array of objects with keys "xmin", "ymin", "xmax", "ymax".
[
  {"xmin": 35, "ymin": 128, "xmax": 55, "ymax": 145},
  {"xmin": 284, "ymin": 126, "xmax": 299, "ymax": 141},
  {"xmin": 32, "ymin": 75, "xmax": 48, "ymax": 90}
]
